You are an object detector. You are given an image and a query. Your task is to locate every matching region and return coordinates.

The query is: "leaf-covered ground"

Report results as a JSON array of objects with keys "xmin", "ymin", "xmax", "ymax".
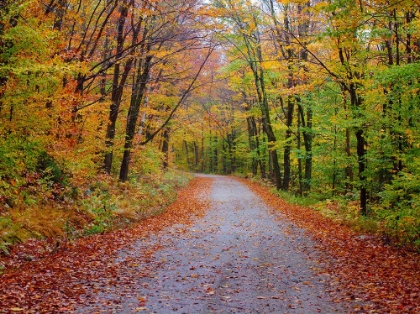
[
  {"xmin": 74, "ymin": 174, "xmax": 359, "ymax": 313},
  {"xmin": 0, "ymin": 177, "xmax": 211, "ymax": 313},
  {"xmin": 241, "ymin": 179, "xmax": 420, "ymax": 313},
  {"xmin": 0, "ymin": 175, "xmax": 419, "ymax": 313}
]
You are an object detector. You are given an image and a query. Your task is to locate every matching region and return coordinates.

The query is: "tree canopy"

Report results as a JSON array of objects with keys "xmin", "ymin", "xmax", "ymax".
[{"xmin": 1, "ymin": 0, "xmax": 419, "ymax": 248}]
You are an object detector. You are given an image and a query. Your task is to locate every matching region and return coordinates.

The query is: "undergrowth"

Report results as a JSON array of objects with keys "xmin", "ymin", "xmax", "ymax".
[
  {"xmin": 0, "ymin": 137, "xmax": 192, "ymax": 256},
  {"xmin": 249, "ymin": 178, "xmax": 420, "ymax": 251},
  {"xmin": 279, "ymin": 191, "xmax": 419, "ymax": 250},
  {"xmin": 0, "ymin": 168, "xmax": 191, "ymax": 256}
]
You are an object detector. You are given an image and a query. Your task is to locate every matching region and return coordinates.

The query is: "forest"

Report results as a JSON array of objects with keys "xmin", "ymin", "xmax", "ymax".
[{"xmin": 0, "ymin": 0, "xmax": 419, "ymax": 254}]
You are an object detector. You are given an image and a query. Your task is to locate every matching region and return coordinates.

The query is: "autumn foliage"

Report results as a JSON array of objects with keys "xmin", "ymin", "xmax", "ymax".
[
  {"xmin": 0, "ymin": 0, "xmax": 211, "ymax": 251},
  {"xmin": 171, "ymin": 0, "xmax": 420, "ymax": 248},
  {"xmin": 0, "ymin": 177, "xmax": 212, "ymax": 312},
  {"xmin": 242, "ymin": 178, "xmax": 420, "ymax": 314},
  {"xmin": 0, "ymin": 0, "xmax": 419, "ymax": 291}
]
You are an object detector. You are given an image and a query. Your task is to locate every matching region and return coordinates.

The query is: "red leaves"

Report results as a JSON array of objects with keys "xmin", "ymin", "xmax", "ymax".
[
  {"xmin": 243, "ymin": 179, "xmax": 420, "ymax": 313},
  {"xmin": 0, "ymin": 177, "xmax": 212, "ymax": 312}
]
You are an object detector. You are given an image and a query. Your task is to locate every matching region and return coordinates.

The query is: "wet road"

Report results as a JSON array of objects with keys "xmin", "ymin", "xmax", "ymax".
[{"xmin": 76, "ymin": 175, "xmax": 355, "ymax": 313}]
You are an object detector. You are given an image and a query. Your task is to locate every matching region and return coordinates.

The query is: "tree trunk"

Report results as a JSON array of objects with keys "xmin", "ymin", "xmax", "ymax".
[
  {"xmin": 119, "ymin": 55, "xmax": 152, "ymax": 182},
  {"xmin": 193, "ymin": 141, "xmax": 199, "ymax": 170},
  {"xmin": 222, "ymin": 143, "xmax": 227, "ymax": 174},
  {"xmin": 356, "ymin": 128, "xmax": 367, "ymax": 215},
  {"xmin": 161, "ymin": 127, "xmax": 170, "ymax": 169},
  {"xmin": 183, "ymin": 140, "xmax": 191, "ymax": 170},
  {"xmin": 256, "ymin": 61, "xmax": 282, "ymax": 190},
  {"xmin": 259, "ymin": 129, "xmax": 267, "ymax": 179},
  {"xmin": 240, "ymin": 14, "xmax": 282, "ymax": 189},
  {"xmin": 304, "ymin": 108, "xmax": 312, "ymax": 193},
  {"xmin": 213, "ymin": 136, "xmax": 218, "ymax": 173},
  {"xmin": 297, "ymin": 111, "xmax": 303, "ymax": 196},
  {"xmin": 296, "ymin": 97, "xmax": 313, "ymax": 194},
  {"xmin": 345, "ymin": 128, "xmax": 353, "ymax": 190},
  {"xmin": 283, "ymin": 96, "xmax": 294, "ymax": 190},
  {"xmin": 246, "ymin": 115, "xmax": 258, "ymax": 176},
  {"xmin": 52, "ymin": 0, "xmax": 67, "ymax": 31},
  {"xmin": 104, "ymin": 0, "xmax": 131, "ymax": 174},
  {"xmin": 350, "ymin": 84, "xmax": 367, "ymax": 215},
  {"xmin": 341, "ymin": 88, "xmax": 354, "ymax": 191}
]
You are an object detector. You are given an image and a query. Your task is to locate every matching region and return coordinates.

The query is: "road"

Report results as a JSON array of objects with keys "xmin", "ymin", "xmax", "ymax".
[{"xmin": 76, "ymin": 175, "xmax": 358, "ymax": 313}]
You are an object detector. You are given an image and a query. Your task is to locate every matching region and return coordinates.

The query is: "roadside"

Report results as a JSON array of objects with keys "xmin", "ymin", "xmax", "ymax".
[
  {"xmin": 0, "ymin": 177, "xmax": 211, "ymax": 313},
  {"xmin": 74, "ymin": 175, "xmax": 369, "ymax": 313},
  {"xmin": 243, "ymin": 178, "xmax": 420, "ymax": 313},
  {"xmin": 1, "ymin": 175, "xmax": 419, "ymax": 313}
]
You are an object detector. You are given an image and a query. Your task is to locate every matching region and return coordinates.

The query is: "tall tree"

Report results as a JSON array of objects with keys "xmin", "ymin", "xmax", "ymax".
[
  {"xmin": 119, "ymin": 0, "xmax": 213, "ymax": 181},
  {"xmin": 214, "ymin": 0, "xmax": 283, "ymax": 189}
]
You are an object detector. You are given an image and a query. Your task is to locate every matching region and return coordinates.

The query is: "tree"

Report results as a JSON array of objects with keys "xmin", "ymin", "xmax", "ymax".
[
  {"xmin": 119, "ymin": 0, "xmax": 214, "ymax": 181},
  {"xmin": 213, "ymin": 0, "xmax": 283, "ymax": 189}
]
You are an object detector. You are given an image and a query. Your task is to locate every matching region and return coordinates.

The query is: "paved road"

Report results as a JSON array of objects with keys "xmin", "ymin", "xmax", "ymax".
[{"xmin": 77, "ymin": 175, "xmax": 357, "ymax": 313}]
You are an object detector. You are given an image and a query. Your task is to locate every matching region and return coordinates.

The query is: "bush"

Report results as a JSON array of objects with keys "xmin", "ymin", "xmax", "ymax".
[
  {"xmin": 375, "ymin": 159, "xmax": 420, "ymax": 247},
  {"xmin": 36, "ymin": 151, "xmax": 66, "ymax": 184}
]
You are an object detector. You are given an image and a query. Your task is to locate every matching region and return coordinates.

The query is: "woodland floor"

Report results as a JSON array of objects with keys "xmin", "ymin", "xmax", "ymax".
[{"xmin": 0, "ymin": 175, "xmax": 419, "ymax": 313}]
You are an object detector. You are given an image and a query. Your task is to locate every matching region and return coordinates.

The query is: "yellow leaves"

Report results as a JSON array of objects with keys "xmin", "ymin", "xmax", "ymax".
[
  {"xmin": 311, "ymin": 1, "xmax": 329, "ymax": 12},
  {"xmin": 9, "ymin": 308, "xmax": 25, "ymax": 312},
  {"xmin": 329, "ymin": 115, "xmax": 338, "ymax": 125},
  {"xmin": 261, "ymin": 60, "xmax": 280, "ymax": 71},
  {"xmin": 201, "ymin": 6, "xmax": 226, "ymax": 19},
  {"xmin": 405, "ymin": 129, "xmax": 414, "ymax": 146},
  {"xmin": 277, "ymin": 0, "xmax": 311, "ymax": 5}
]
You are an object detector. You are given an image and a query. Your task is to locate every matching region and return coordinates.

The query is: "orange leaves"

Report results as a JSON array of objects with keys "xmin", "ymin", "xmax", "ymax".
[
  {"xmin": 0, "ymin": 176, "xmax": 212, "ymax": 312},
  {"xmin": 242, "ymin": 178, "xmax": 420, "ymax": 313}
]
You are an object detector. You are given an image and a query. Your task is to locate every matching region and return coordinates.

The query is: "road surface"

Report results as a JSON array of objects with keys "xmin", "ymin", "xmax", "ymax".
[{"xmin": 76, "ymin": 175, "xmax": 360, "ymax": 313}]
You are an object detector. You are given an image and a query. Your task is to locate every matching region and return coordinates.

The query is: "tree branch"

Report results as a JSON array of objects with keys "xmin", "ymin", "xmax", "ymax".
[{"xmin": 140, "ymin": 44, "xmax": 215, "ymax": 145}]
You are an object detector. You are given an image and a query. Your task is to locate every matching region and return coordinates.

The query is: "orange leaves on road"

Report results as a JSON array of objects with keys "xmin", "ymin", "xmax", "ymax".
[
  {"xmin": 0, "ymin": 177, "xmax": 212, "ymax": 312},
  {"xmin": 242, "ymin": 178, "xmax": 420, "ymax": 313}
]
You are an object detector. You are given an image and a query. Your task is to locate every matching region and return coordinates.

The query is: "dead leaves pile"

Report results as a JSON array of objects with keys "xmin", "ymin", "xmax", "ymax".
[
  {"xmin": 0, "ymin": 177, "xmax": 212, "ymax": 313},
  {"xmin": 242, "ymin": 179, "xmax": 420, "ymax": 314}
]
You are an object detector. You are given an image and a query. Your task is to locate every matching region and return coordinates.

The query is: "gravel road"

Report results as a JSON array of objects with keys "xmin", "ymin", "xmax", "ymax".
[{"xmin": 77, "ymin": 175, "xmax": 358, "ymax": 313}]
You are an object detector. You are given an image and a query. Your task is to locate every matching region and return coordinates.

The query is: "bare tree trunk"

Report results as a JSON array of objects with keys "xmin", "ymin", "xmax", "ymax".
[
  {"xmin": 161, "ymin": 127, "xmax": 170, "ymax": 169},
  {"xmin": 349, "ymin": 82, "xmax": 367, "ymax": 215},
  {"xmin": 193, "ymin": 141, "xmax": 199, "ymax": 170},
  {"xmin": 104, "ymin": 0, "xmax": 130, "ymax": 173},
  {"xmin": 255, "ymin": 49, "xmax": 282, "ymax": 189},
  {"xmin": 119, "ymin": 55, "xmax": 152, "ymax": 182},
  {"xmin": 246, "ymin": 115, "xmax": 258, "ymax": 176},
  {"xmin": 283, "ymin": 96, "xmax": 294, "ymax": 190}
]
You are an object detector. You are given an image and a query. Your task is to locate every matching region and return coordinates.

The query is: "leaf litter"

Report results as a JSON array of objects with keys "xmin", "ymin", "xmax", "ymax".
[
  {"xmin": 241, "ymin": 178, "xmax": 420, "ymax": 314},
  {"xmin": 1, "ymin": 175, "xmax": 418, "ymax": 313},
  {"xmin": 76, "ymin": 175, "xmax": 365, "ymax": 313},
  {"xmin": 0, "ymin": 177, "xmax": 211, "ymax": 313}
]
